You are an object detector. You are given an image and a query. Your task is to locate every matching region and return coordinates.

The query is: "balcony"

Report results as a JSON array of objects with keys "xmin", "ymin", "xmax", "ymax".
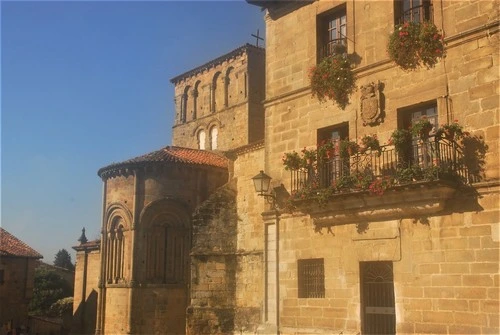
[{"xmin": 286, "ymin": 137, "xmax": 469, "ymax": 225}]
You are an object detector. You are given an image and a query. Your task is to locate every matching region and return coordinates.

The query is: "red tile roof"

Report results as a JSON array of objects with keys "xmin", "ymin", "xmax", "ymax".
[
  {"xmin": 98, "ymin": 146, "xmax": 228, "ymax": 178},
  {"xmin": 0, "ymin": 228, "xmax": 43, "ymax": 258}
]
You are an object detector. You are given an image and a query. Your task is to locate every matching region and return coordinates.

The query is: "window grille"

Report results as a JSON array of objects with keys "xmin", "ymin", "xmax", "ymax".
[{"xmin": 298, "ymin": 258, "xmax": 325, "ymax": 298}]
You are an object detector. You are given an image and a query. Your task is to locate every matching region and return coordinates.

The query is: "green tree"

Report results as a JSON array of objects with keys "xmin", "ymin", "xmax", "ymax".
[
  {"xmin": 54, "ymin": 248, "xmax": 74, "ymax": 271},
  {"xmin": 29, "ymin": 267, "xmax": 73, "ymax": 316}
]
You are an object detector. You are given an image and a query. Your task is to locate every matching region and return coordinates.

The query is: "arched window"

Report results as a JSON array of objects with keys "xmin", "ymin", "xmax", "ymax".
[
  {"xmin": 141, "ymin": 202, "xmax": 190, "ymax": 285},
  {"xmin": 198, "ymin": 130, "xmax": 206, "ymax": 150},
  {"xmin": 106, "ymin": 217, "xmax": 125, "ymax": 284},
  {"xmin": 210, "ymin": 126, "xmax": 218, "ymax": 150}
]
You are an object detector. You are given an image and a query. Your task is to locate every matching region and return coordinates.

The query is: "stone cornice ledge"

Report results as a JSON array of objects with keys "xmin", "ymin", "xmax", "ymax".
[{"xmin": 292, "ymin": 181, "xmax": 457, "ymax": 226}]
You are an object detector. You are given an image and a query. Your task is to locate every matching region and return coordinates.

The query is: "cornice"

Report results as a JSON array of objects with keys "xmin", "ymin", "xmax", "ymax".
[{"xmin": 170, "ymin": 43, "xmax": 265, "ymax": 85}]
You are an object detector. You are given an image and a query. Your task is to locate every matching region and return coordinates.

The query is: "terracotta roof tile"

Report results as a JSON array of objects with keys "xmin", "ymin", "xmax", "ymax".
[
  {"xmin": 98, "ymin": 146, "xmax": 228, "ymax": 178},
  {"xmin": 0, "ymin": 228, "xmax": 43, "ymax": 258}
]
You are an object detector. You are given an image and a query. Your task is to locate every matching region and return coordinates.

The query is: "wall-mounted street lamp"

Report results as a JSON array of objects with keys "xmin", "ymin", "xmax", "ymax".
[
  {"xmin": 252, "ymin": 170, "xmax": 273, "ymax": 197},
  {"xmin": 252, "ymin": 170, "xmax": 288, "ymax": 210}
]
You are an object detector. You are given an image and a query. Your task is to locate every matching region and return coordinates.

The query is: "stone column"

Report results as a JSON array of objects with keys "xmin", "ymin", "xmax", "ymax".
[
  {"xmin": 174, "ymin": 94, "xmax": 182, "ymax": 124},
  {"xmin": 259, "ymin": 210, "xmax": 280, "ymax": 334},
  {"xmin": 95, "ymin": 180, "xmax": 107, "ymax": 335}
]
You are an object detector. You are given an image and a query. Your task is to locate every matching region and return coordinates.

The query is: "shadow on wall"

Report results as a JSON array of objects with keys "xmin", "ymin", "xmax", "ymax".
[{"xmin": 71, "ymin": 290, "xmax": 97, "ymax": 335}]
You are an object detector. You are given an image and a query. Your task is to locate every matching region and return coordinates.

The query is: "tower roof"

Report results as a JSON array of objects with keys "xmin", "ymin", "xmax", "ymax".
[
  {"xmin": 0, "ymin": 227, "xmax": 43, "ymax": 259},
  {"xmin": 98, "ymin": 146, "xmax": 228, "ymax": 178}
]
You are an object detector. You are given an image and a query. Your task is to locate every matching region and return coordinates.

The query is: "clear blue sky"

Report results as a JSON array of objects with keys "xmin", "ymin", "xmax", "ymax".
[{"xmin": 1, "ymin": 0, "xmax": 265, "ymax": 263}]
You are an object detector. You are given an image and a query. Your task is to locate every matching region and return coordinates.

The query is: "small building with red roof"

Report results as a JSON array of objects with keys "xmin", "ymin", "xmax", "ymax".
[{"xmin": 0, "ymin": 227, "xmax": 43, "ymax": 333}]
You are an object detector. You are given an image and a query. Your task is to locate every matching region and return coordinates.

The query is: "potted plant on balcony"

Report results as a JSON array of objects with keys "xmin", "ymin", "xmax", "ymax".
[
  {"xmin": 309, "ymin": 53, "xmax": 356, "ymax": 109},
  {"xmin": 317, "ymin": 139, "xmax": 338, "ymax": 161},
  {"xmin": 418, "ymin": 21, "xmax": 446, "ymax": 68},
  {"xmin": 411, "ymin": 118, "xmax": 433, "ymax": 140},
  {"xmin": 282, "ymin": 151, "xmax": 302, "ymax": 170},
  {"xmin": 339, "ymin": 139, "xmax": 360, "ymax": 158},
  {"xmin": 301, "ymin": 147, "xmax": 317, "ymax": 167},
  {"xmin": 438, "ymin": 120, "xmax": 464, "ymax": 141},
  {"xmin": 388, "ymin": 21, "xmax": 445, "ymax": 71},
  {"xmin": 389, "ymin": 128, "xmax": 412, "ymax": 162},
  {"xmin": 368, "ymin": 177, "xmax": 393, "ymax": 196},
  {"xmin": 360, "ymin": 134, "xmax": 381, "ymax": 155}
]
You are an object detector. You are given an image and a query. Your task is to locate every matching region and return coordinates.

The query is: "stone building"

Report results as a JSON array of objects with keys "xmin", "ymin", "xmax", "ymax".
[
  {"xmin": 73, "ymin": 0, "xmax": 499, "ymax": 334},
  {"xmin": 0, "ymin": 227, "xmax": 43, "ymax": 333},
  {"xmin": 72, "ymin": 232, "xmax": 100, "ymax": 335},
  {"xmin": 244, "ymin": 0, "xmax": 499, "ymax": 334}
]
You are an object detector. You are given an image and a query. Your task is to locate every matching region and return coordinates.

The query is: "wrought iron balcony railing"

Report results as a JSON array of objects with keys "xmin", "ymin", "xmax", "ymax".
[
  {"xmin": 319, "ymin": 38, "xmax": 347, "ymax": 60},
  {"xmin": 289, "ymin": 137, "xmax": 469, "ymax": 196}
]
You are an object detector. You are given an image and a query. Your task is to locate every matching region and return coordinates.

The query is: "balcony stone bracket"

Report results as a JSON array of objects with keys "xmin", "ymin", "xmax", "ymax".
[{"xmin": 292, "ymin": 181, "xmax": 458, "ymax": 227}]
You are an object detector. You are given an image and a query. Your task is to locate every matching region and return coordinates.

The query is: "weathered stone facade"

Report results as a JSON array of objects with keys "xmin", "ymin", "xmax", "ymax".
[
  {"xmin": 248, "ymin": 0, "xmax": 499, "ymax": 334},
  {"xmin": 171, "ymin": 44, "xmax": 265, "ymax": 151},
  {"xmin": 90, "ymin": 148, "xmax": 228, "ymax": 334},
  {"xmin": 73, "ymin": 239, "xmax": 100, "ymax": 334},
  {"xmin": 73, "ymin": 0, "xmax": 499, "ymax": 334}
]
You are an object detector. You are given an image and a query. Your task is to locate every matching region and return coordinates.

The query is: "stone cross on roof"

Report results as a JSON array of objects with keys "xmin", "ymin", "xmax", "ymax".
[{"xmin": 251, "ymin": 29, "xmax": 264, "ymax": 47}]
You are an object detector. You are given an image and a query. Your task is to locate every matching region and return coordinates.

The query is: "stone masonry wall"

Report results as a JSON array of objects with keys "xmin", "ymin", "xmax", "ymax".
[
  {"xmin": 188, "ymin": 183, "xmax": 240, "ymax": 335},
  {"xmin": 277, "ymin": 185, "xmax": 499, "ymax": 334},
  {"xmin": 0, "ymin": 257, "xmax": 38, "ymax": 330},
  {"xmin": 99, "ymin": 163, "xmax": 229, "ymax": 334},
  {"xmin": 72, "ymin": 249, "xmax": 99, "ymax": 334},
  {"xmin": 171, "ymin": 46, "xmax": 265, "ymax": 151},
  {"xmin": 257, "ymin": 0, "xmax": 499, "ymax": 334}
]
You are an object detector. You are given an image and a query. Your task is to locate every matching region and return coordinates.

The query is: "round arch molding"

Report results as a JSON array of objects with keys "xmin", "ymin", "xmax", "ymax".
[
  {"xmin": 138, "ymin": 198, "xmax": 192, "ymax": 284},
  {"xmin": 105, "ymin": 202, "xmax": 133, "ymax": 232},
  {"xmin": 139, "ymin": 198, "xmax": 191, "ymax": 228}
]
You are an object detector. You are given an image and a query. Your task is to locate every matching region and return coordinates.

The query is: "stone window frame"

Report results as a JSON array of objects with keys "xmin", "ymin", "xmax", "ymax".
[
  {"xmin": 297, "ymin": 258, "xmax": 325, "ymax": 298},
  {"xmin": 394, "ymin": 0, "xmax": 433, "ymax": 24},
  {"xmin": 397, "ymin": 100, "xmax": 439, "ymax": 166},
  {"xmin": 316, "ymin": 4, "xmax": 347, "ymax": 61},
  {"xmin": 209, "ymin": 126, "xmax": 218, "ymax": 150},
  {"xmin": 397, "ymin": 100, "xmax": 438, "ymax": 134},
  {"xmin": 197, "ymin": 128, "xmax": 207, "ymax": 150},
  {"xmin": 103, "ymin": 203, "xmax": 132, "ymax": 286}
]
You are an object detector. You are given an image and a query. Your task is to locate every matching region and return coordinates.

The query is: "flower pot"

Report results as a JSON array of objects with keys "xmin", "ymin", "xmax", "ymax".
[{"xmin": 444, "ymin": 129, "xmax": 455, "ymax": 141}]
